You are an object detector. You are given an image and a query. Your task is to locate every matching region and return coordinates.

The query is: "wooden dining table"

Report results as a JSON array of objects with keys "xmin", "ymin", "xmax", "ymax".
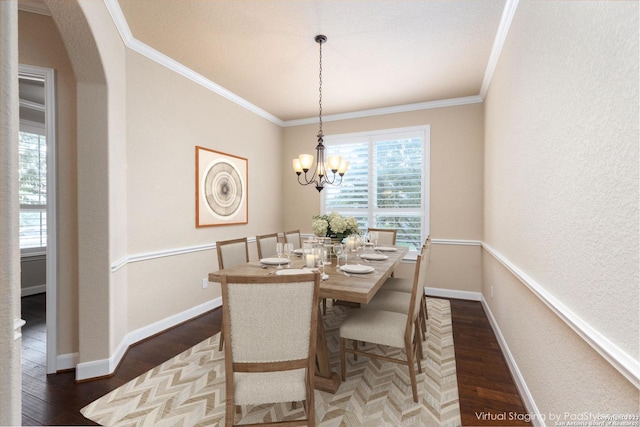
[{"xmin": 208, "ymin": 245, "xmax": 409, "ymax": 393}]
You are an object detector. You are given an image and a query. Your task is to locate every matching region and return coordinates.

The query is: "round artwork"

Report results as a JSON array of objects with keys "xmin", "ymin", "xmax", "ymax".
[{"xmin": 203, "ymin": 159, "xmax": 244, "ymax": 218}]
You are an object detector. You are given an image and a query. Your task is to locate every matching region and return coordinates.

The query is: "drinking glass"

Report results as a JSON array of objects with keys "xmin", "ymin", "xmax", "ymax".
[
  {"xmin": 276, "ymin": 242, "xmax": 284, "ymax": 269},
  {"xmin": 370, "ymin": 231, "xmax": 379, "ymax": 248},
  {"xmin": 284, "ymin": 243, "xmax": 293, "ymax": 268},
  {"xmin": 356, "ymin": 235, "xmax": 365, "ymax": 257},
  {"xmin": 333, "ymin": 243, "xmax": 344, "ymax": 267}
]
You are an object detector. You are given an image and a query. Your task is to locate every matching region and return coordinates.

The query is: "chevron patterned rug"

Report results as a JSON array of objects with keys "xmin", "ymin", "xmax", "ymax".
[{"xmin": 81, "ymin": 298, "xmax": 460, "ymax": 426}]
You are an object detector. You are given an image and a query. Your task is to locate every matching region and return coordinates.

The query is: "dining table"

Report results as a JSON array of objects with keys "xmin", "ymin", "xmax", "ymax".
[{"xmin": 208, "ymin": 244, "xmax": 409, "ymax": 394}]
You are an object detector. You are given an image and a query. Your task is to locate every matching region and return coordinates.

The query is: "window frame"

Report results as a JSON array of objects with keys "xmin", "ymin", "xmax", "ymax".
[{"xmin": 320, "ymin": 125, "xmax": 430, "ymax": 256}]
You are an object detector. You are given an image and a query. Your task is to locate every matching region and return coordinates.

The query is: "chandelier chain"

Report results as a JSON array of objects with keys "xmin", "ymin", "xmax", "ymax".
[{"xmin": 318, "ymin": 39, "xmax": 323, "ymax": 137}]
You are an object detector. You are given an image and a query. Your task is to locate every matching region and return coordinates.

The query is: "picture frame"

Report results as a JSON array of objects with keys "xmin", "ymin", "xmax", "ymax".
[{"xmin": 195, "ymin": 146, "xmax": 248, "ymax": 227}]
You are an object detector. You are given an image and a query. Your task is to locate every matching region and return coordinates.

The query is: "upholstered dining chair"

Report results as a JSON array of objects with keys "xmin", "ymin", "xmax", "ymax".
[
  {"xmin": 367, "ymin": 227, "xmax": 397, "ymax": 246},
  {"xmin": 216, "ymin": 237, "xmax": 250, "ymax": 351},
  {"xmin": 220, "ymin": 272, "xmax": 320, "ymax": 427},
  {"xmin": 339, "ymin": 247, "xmax": 428, "ymax": 403},
  {"xmin": 284, "ymin": 229, "xmax": 302, "ymax": 250},
  {"xmin": 256, "ymin": 232, "xmax": 279, "ymax": 259},
  {"xmin": 381, "ymin": 236, "xmax": 431, "ymax": 334}
]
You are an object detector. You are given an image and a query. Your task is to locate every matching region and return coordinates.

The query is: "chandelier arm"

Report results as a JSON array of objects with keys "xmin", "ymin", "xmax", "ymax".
[{"xmin": 297, "ymin": 172, "xmax": 319, "ymax": 187}]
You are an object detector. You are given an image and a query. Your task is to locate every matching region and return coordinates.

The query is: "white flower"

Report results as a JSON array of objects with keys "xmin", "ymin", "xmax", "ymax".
[
  {"xmin": 312, "ymin": 218, "xmax": 328, "ymax": 237},
  {"xmin": 312, "ymin": 212, "xmax": 360, "ymax": 237},
  {"xmin": 329, "ymin": 216, "xmax": 347, "ymax": 234}
]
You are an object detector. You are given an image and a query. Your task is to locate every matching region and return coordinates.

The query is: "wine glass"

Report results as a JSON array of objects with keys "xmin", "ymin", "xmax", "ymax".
[
  {"xmin": 333, "ymin": 243, "xmax": 344, "ymax": 267},
  {"xmin": 276, "ymin": 242, "xmax": 284, "ymax": 269},
  {"xmin": 284, "ymin": 243, "xmax": 293, "ymax": 268}
]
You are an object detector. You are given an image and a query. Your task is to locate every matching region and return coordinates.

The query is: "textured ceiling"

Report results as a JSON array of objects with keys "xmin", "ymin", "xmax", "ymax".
[{"xmin": 116, "ymin": 0, "xmax": 507, "ymax": 122}]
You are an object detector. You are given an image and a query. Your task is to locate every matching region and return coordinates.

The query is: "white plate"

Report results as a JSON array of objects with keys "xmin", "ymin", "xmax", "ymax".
[
  {"xmin": 276, "ymin": 269, "xmax": 309, "ymax": 275},
  {"xmin": 360, "ymin": 253, "xmax": 388, "ymax": 261},
  {"xmin": 292, "ymin": 248, "xmax": 312, "ymax": 256},
  {"xmin": 260, "ymin": 257, "xmax": 290, "ymax": 265},
  {"xmin": 376, "ymin": 246, "xmax": 397, "ymax": 252},
  {"xmin": 340, "ymin": 264, "xmax": 375, "ymax": 274}
]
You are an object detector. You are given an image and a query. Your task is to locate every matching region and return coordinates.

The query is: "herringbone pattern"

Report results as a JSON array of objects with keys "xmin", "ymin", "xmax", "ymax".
[{"xmin": 81, "ymin": 298, "xmax": 460, "ymax": 426}]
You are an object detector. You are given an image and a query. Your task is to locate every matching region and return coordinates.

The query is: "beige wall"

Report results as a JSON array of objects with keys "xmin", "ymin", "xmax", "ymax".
[
  {"xmin": 124, "ymin": 49, "xmax": 283, "ymax": 329},
  {"xmin": 18, "ymin": 10, "xmax": 79, "ymax": 355},
  {"xmin": 15, "ymin": 6, "xmax": 638, "ymax": 418},
  {"xmin": 283, "ymin": 103, "xmax": 485, "ymax": 293},
  {"xmin": 484, "ymin": 0, "xmax": 638, "ymax": 416}
]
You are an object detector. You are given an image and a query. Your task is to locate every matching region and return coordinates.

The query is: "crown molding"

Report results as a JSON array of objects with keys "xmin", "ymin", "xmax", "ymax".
[
  {"xmin": 103, "ymin": 0, "xmax": 284, "ymax": 127},
  {"xmin": 480, "ymin": 0, "xmax": 520, "ymax": 98},
  {"xmin": 18, "ymin": 0, "xmax": 50, "ymax": 16},
  {"xmin": 282, "ymin": 96, "xmax": 484, "ymax": 127},
  {"xmin": 103, "ymin": 0, "xmax": 516, "ymax": 127}
]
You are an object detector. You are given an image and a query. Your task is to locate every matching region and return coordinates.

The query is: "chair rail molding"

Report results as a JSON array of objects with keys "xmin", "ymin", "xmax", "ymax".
[
  {"xmin": 110, "ymin": 238, "xmax": 259, "ymax": 273},
  {"xmin": 482, "ymin": 242, "xmax": 640, "ymax": 389}
]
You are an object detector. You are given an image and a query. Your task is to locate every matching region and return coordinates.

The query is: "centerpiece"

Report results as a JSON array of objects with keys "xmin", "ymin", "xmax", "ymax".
[{"xmin": 312, "ymin": 212, "xmax": 360, "ymax": 242}]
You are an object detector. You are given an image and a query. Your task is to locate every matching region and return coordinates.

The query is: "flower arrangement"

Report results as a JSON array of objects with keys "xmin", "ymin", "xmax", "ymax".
[{"xmin": 312, "ymin": 212, "xmax": 360, "ymax": 240}]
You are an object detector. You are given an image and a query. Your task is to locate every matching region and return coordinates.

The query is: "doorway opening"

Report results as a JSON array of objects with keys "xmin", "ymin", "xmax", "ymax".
[{"xmin": 19, "ymin": 65, "xmax": 57, "ymax": 374}]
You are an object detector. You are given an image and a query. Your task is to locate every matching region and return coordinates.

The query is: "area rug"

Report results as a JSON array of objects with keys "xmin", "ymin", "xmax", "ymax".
[{"xmin": 80, "ymin": 298, "xmax": 461, "ymax": 426}]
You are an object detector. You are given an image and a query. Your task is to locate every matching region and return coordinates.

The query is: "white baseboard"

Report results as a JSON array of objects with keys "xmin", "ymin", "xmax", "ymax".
[
  {"xmin": 425, "ymin": 287, "xmax": 482, "ymax": 301},
  {"xmin": 21, "ymin": 284, "xmax": 46, "ymax": 297},
  {"xmin": 57, "ymin": 352, "xmax": 79, "ymax": 371},
  {"xmin": 481, "ymin": 295, "xmax": 544, "ymax": 427},
  {"xmin": 76, "ymin": 296, "xmax": 222, "ymax": 381}
]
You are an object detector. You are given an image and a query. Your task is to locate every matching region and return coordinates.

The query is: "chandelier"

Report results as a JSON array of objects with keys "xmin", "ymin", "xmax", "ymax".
[{"xmin": 292, "ymin": 35, "xmax": 348, "ymax": 192}]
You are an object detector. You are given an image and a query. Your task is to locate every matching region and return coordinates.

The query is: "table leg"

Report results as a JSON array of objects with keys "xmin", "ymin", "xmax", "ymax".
[{"xmin": 314, "ymin": 308, "xmax": 341, "ymax": 393}]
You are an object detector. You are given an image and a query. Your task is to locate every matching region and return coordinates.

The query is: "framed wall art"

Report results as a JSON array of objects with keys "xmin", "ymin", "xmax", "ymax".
[{"xmin": 195, "ymin": 146, "xmax": 248, "ymax": 227}]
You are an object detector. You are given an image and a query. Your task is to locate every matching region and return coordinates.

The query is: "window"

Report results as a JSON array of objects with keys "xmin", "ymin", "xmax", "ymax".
[
  {"xmin": 19, "ymin": 122, "xmax": 47, "ymax": 253},
  {"xmin": 322, "ymin": 126, "xmax": 429, "ymax": 252}
]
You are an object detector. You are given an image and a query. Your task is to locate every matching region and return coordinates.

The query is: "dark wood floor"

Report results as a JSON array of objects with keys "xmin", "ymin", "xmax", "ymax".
[{"xmin": 21, "ymin": 293, "xmax": 530, "ymax": 426}]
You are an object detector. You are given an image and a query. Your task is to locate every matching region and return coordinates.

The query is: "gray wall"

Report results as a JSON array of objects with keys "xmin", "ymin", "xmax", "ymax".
[{"xmin": 21, "ymin": 256, "xmax": 46, "ymax": 295}]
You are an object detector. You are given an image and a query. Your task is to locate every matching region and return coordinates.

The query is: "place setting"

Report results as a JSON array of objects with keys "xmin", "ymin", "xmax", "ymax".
[
  {"xmin": 259, "ymin": 257, "xmax": 290, "ymax": 267},
  {"xmin": 358, "ymin": 252, "xmax": 388, "ymax": 261},
  {"xmin": 259, "ymin": 242, "xmax": 295, "ymax": 269},
  {"xmin": 375, "ymin": 246, "xmax": 397, "ymax": 252},
  {"xmin": 292, "ymin": 248, "xmax": 312, "ymax": 256},
  {"xmin": 337, "ymin": 259, "xmax": 377, "ymax": 277}
]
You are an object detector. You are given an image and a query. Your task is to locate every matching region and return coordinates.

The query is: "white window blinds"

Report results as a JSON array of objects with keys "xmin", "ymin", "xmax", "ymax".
[{"xmin": 322, "ymin": 126, "xmax": 429, "ymax": 251}]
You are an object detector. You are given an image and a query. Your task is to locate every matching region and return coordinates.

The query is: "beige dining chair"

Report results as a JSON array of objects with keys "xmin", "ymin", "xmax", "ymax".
[
  {"xmin": 284, "ymin": 229, "xmax": 302, "ymax": 250},
  {"xmin": 339, "ymin": 247, "xmax": 428, "ymax": 403},
  {"xmin": 381, "ymin": 236, "xmax": 431, "ymax": 334},
  {"xmin": 256, "ymin": 232, "xmax": 279, "ymax": 259},
  {"xmin": 367, "ymin": 227, "xmax": 397, "ymax": 246},
  {"xmin": 221, "ymin": 272, "xmax": 320, "ymax": 427},
  {"xmin": 216, "ymin": 237, "xmax": 250, "ymax": 351}
]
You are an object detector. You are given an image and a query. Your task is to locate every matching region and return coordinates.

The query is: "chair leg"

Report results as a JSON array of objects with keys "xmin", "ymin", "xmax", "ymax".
[
  {"xmin": 406, "ymin": 337, "xmax": 419, "ymax": 403},
  {"xmin": 307, "ymin": 385, "xmax": 316, "ymax": 427},
  {"xmin": 219, "ymin": 328, "xmax": 225, "ymax": 351},
  {"xmin": 225, "ymin": 401, "xmax": 235, "ymax": 427},
  {"xmin": 322, "ymin": 298, "xmax": 327, "ymax": 315},
  {"xmin": 415, "ymin": 320, "xmax": 424, "ymax": 369},
  {"xmin": 353, "ymin": 340, "xmax": 358, "ymax": 361},
  {"xmin": 340, "ymin": 338, "xmax": 347, "ymax": 381},
  {"xmin": 423, "ymin": 294, "xmax": 429, "ymax": 320}
]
